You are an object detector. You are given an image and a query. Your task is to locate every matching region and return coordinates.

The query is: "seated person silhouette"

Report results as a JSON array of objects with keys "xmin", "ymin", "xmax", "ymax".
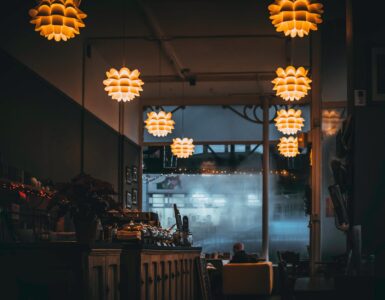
[{"xmin": 230, "ymin": 242, "xmax": 258, "ymax": 263}]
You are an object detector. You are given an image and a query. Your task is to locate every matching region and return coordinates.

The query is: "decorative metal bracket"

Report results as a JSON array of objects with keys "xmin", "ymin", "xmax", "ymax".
[{"xmin": 223, "ymin": 105, "xmax": 278, "ymax": 124}]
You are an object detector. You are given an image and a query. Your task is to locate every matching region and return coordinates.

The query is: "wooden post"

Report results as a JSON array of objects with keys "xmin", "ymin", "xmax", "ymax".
[
  {"xmin": 262, "ymin": 97, "xmax": 270, "ymax": 260},
  {"xmin": 310, "ymin": 31, "xmax": 322, "ymax": 274}
]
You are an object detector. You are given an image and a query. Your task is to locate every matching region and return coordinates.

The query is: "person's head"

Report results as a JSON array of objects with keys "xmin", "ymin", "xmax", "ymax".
[{"xmin": 233, "ymin": 242, "xmax": 244, "ymax": 253}]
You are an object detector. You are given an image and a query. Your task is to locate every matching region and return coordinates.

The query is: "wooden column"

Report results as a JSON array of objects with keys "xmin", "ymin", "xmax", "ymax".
[
  {"xmin": 262, "ymin": 97, "xmax": 270, "ymax": 260},
  {"xmin": 310, "ymin": 31, "xmax": 322, "ymax": 274}
]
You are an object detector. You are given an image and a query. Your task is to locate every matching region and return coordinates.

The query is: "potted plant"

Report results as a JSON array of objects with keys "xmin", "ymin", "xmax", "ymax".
[{"xmin": 49, "ymin": 173, "xmax": 118, "ymax": 244}]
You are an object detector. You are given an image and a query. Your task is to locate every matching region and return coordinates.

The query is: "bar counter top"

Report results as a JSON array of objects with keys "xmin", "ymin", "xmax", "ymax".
[{"xmin": 0, "ymin": 241, "xmax": 202, "ymax": 252}]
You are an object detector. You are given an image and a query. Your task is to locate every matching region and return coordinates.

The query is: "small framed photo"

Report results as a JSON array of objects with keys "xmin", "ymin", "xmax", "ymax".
[
  {"xmin": 132, "ymin": 188, "xmax": 138, "ymax": 205},
  {"xmin": 126, "ymin": 191, "xmax": 132, "ymax": 209},
  {"xmin": 125, "ymin": 166, "xmax": 132, "ymax": 184},
  {"xmin": 371, "ymin": 47, "xmax": 385, "ymax": 101},
  {"xmin": 132, "ymin": 166, "xmax": 138, "ymax": 183}
]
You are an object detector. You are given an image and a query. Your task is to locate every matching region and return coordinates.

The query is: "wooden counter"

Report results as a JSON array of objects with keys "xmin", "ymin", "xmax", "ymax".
[
  {"xmin": 120, "ymin": 243, "xmax": 201, "ymax": 300},
  {"xmin": 0, "ymin": 242, "xmax": 201, "ymax": 300}
]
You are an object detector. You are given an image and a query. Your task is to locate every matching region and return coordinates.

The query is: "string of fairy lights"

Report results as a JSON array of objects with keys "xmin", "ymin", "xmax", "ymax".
[
  {"xmin": 143, "ymin": 169, "xmax": 298, "ymax": 183},
  {"xmin": 29, "ymin": 0, "xmax": 324, "ymax": 159}
]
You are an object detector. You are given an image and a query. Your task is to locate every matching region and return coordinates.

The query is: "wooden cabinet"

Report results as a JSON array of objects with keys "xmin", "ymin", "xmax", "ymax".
[
  {"xmin": 87, "ymin": 249, "xmax": 121, "ymax": 300},
  {"xmin": 120, "ymin": 245, "xmax": 201, "ymax": 300},
  {"xmin": 0, "ymin": 243, "xmax": 121, "ymax": 300}
]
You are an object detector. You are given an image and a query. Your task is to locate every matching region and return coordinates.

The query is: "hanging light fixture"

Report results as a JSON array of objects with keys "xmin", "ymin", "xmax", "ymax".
[
  {"xmin": 278, "ymin": 136, "xmax": 299, "ymax": 157},
  {"xmin": 272, "ymin": 66, "xmax": 311, "ymax": 101},
  {"xmin": 144, "ymin": 42, "xmax": 174, "ymax": 137},
  {"xmin": 103, "ymin": 68, "xmax": 144, "ymax": 102},
  {"xmin": 170, "ymin": 81, "xmax": 194, "ymax": 159},
  {"xmin": 29, "ymin": 0, "xmax": 87, "ymax": 42},
  {"xmin": 171, "ymin": 138, "xmax": 195, "ymax": 159},
  {"xmin": 268, "ymin": 0, "xmax": 323, "ymax": 38},
  {"xmin": 275, "ymin": 108, "xmax": 305, "ymax": 135},
  {"xmin": 145, "ymin": 111, "xmax": 175, "ymax": 137},
  {"xmin": 322, "ymin": 110, "xmax": 342, "ymax": 136}
]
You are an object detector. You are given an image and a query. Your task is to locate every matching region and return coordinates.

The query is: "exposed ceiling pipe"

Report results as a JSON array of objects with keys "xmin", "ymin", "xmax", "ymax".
[
  {"xmin": 135, "ymin": 0, "xmax": 188, "ymax": 80},
  {"xmin": 87, "ymin": 34, "xmax": 284, "ymax": 42},
  {"xmin": 141, "ymin": 71, "xmax": 276, "ymax": 83}
]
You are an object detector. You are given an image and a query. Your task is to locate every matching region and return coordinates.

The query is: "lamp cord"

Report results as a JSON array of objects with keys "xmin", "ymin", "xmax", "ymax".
[
  {"xmin": 122, "ymin": 0, "xmax": 127, "ymax": 67},
  {"xmin": 158, "ymin": 41, "xmax": 162, "ymax": 104},
  {"xmin": 182, "ymin": 81, "xmax": 185, "ymax": 137}
]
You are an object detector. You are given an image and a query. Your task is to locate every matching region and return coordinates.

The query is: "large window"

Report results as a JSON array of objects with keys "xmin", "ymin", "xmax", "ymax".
[{"xmin": 142, "ymin": 105, "xmax": 311, "ymax": 261}]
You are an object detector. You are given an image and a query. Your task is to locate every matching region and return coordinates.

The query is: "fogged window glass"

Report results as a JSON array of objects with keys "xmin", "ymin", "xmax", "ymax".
[
  {"xmin": 143, "ymin": 174, "xmax": 263, "ymax": 255},
  {"xmin": 268, "ymin": 144, "xmax": 310, "ymax": 260}
]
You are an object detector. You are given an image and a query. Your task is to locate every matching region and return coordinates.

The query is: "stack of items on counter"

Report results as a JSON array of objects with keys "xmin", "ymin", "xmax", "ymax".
[{"xmin": 106, "ymin": 205, "xmax": 192, "ymax": 247}]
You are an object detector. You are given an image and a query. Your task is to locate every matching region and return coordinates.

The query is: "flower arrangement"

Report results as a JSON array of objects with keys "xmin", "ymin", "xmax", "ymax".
[{"xmin": 49, "ymin": 173, "xmax": 119, "ymax": 222}]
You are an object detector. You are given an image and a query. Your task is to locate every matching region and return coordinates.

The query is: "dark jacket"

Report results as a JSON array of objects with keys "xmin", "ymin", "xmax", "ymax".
[{"xmin": 230, "ymin": 250, "xmax": 258, "ymax": 263}]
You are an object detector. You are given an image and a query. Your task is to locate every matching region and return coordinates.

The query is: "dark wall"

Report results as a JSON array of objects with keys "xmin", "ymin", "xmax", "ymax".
[
  {"xmin": 353, "ymin": 107, "xmax": 385, "ymax": 277},
  {"xmin": 350, "ymin": 0, "xmax": 385, "ymax": 284},
  {"xmin": 0, "ymin": 50, "xmax": 141, "ymax": 208}
]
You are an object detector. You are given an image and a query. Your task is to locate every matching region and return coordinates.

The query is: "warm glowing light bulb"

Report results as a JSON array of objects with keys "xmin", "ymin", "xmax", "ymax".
[
  {"xmin": 272, "ymin": 66, "xmax": 311, "ymax": 101},
  {"xmin": 145, "ymin": 111, "xmax": 175, "ymax": 137},
  {"xmin": 29, "ymin": 0, "xmax": 87, "ymax": 42},
  {"xmin": 278, "ymin": 136, "xmax": 299, "ymax": 157},
  {"xmin": 268, "ymin": 0, "xmax": 323, "ymax": 38},
  {"xmin": 171, "ymin": 138, "xmax": 195, "ymax": 158},
  {"xmin": 103, "ymin": 67, "xmax": 144, "ymax": 102},
  {"xmin": 275, "ymin": 108, "xmax": 305, "ymax": 135}
]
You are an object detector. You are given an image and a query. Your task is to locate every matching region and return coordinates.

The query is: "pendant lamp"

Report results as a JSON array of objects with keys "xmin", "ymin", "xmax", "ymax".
[
  {"xmin": 278, "ymin": 136, "xmax": 299, "ymax": 157},
  {"xmin": 268, "ymin": 0, "xmax": 323, "ymax": 38},
  {"xmin": 272, "ymin": 66, "xmax": 311, "ymax": 101},
  {"xmin": 29, "ymin": 0, "xmax": 87, "ymax": 42},
  {"xmin": 275, "ymin": 108, "xmax": 305, "ymax": 135},
  {"xmin": 103, "ymin": 68, "xmax": 144, "ymax": 102}
]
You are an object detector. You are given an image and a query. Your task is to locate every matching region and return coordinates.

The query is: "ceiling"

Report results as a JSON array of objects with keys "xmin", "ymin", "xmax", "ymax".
[{"xmin": 0, "ymin": 0, "xmax": 344, "ymax": 141}]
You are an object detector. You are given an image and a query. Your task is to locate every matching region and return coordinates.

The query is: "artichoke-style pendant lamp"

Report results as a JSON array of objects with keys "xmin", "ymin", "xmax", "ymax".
[
  {"xmin": 275, "ymin": 108, "xmax": 305, "ymax": 135},
  {"xmin": 103, "ymin": 67, "xmax": 144, "ymax": 102},
  {"xmin": 171, "ymin": 138, "xmax": 195, "ymax": 159},
  {"xmin": 29, "ymin": 0, "xmax": 87, "ymax": 42},
  {"xmin": 278, "ymin": 136, "xmax": 299, "ymax": 157},
  {"xmin": 322, "ymin": 110, "xmax": 342, "ymax": 136},
  {"xmin": 272, "ymin": 66, "xmax": 311, "ymax": 101},
  {"xmin": 145, "ymin": 111, "xmax": 175, "ymax": 137},
  {"xmin": 268, "ymin": 0, "xmax": 323, "ymax": 38}
]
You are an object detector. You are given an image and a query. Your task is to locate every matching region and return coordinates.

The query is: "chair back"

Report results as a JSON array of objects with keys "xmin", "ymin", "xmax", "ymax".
[{"xmin": 222, "ymin": 262, "xmax": 273, "ymax": 296}]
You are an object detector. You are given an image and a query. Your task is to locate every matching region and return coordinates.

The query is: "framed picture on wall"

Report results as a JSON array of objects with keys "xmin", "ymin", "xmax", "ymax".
[
  {"xmin": 125, "ymin": 166, "xmax": 132, "ymax": 184},
  {"xmin": 126, "ymin": 191, "xmax": 132, "ymax": 209},
  {"xmin": 132, "ymin": 166, "xmax": 138, "ymax": 183},
  {"xmin": 132, "ymin": 188, "xmax": 138, "ymax": 206},
  {"xmin": 371, "ymin": 47, "xmax": 385, "ymax": 101}
]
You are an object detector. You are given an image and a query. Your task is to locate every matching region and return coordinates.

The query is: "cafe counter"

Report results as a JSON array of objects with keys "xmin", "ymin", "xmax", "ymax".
[{"xmin": 0, "ymin": 242, "xmax": 202, "ymax": 300}]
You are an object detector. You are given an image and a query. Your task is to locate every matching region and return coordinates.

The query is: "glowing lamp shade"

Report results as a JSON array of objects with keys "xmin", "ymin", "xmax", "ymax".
[
  {"xmin": 268, "ymin": 0, "xmax": 323, "ymax": 38},
  {"xmin": 272, "ymin": 66, "xmax": 311, "ymax": 101},
  {"xmin": 29, "ymin": 0, "xmax": 87, "ymax": 42},
  {"xmin": 275, "ymin": 108, "xmax": 305, "ymax": 135},
  {"xmin": 103, "ymin": 68, "xmax": 144, "ymax": 102},
  {"xmin": 278, "ymin": 136, "xmax": 299, "ymax": 157},
  {"xmin": 171, "ymin": 138, "xmax": 195, "ymax": 158},
  {"xmin": 145, "ymin": 111, "xmax": 175, "ymax": 137},
  {"xmin": 322, "ymin": 110, "xmax": 342, "ymax": 136}
]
